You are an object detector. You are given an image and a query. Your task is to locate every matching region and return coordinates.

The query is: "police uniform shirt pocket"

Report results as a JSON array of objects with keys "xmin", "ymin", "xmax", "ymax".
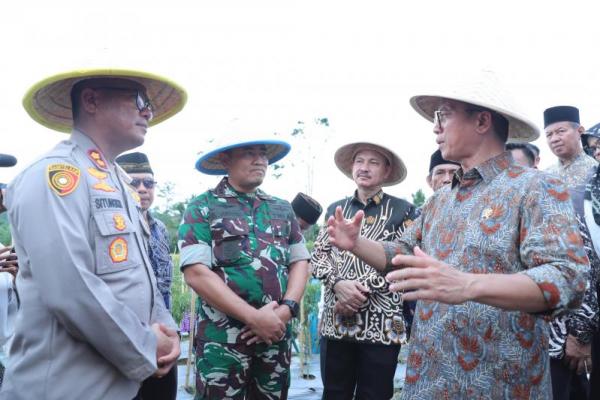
[{"xmin": 92, "ymin": 211, "xmax": 138, "ymax": 274}]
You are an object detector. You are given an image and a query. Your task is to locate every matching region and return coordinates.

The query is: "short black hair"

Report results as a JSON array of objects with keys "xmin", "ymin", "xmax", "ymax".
[
  {"xmin": 506, "ymin": 143, "xmax": 535, "ymax": 167},
  {"xmin": 526, "ymin": 143, "xmax": 540, "ymax": 157}
]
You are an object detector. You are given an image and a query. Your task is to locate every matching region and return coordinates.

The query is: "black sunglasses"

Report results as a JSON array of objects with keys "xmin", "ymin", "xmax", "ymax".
[{"xmin": 130, "ymin": 178, "xmax": 157, "ymax": 189}]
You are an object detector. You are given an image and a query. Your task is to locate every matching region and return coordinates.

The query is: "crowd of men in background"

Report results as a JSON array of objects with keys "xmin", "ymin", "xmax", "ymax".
[{"xmin": 0, "ymin": 68, "xmax": 600, "ymax": 400}]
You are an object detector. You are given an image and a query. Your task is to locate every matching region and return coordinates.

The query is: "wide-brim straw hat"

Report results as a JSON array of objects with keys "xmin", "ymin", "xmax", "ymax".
[
  {"xmin": 334, "ymin": 141, "xmax": 407, "ymax": 186},
  {"xmin": 23, "ymin": 69, "xmax": 187, "ymax": 133},
  {"xmin": 195, "ymin": 131, "xmax": 291, "ymax": 175},
  {"xmin": 409, "ymin": 72, "xmax": 539, "ymax": 142}
]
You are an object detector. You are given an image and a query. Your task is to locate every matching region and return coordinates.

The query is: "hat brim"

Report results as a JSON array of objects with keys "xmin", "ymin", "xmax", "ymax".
[
  {"xmin": 195, "ymin": 140, "xmax": 291, "ymax": 175},
  {"xmin": 23, "ymin": 69, "xmax": 187, "ymax": 133},
  {"xmin": 334, "ymin": 142, "xmax": 407, "ymax": 186},
  {"xmin": 409, "ymin": 95, "xmax": 539, "ymax": 142}
]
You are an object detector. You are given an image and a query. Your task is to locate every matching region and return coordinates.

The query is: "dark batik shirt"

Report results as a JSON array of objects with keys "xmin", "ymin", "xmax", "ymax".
[
  {"xmin": 312, "ymin": 190, "xmax": 418, "ymax": 345},
  {"xmin": 384, "ymin": 152, "xmax": 587, "ymax": 399},
  {"xmin": 178, "ymin": 177, "xmax": 310, "ymax": 344},
  {"xmin": 147, "ymin": 213, "xmax": 173, "ymax": 310}
]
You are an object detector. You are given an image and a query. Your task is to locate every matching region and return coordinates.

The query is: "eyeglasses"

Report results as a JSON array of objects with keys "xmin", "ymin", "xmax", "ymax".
[
  {"xmin": 130, "ymin": 178, "xmax": 157, "ymax": 189},
  {"xmin": 96, "ymin": 87, "xmax": 154, "ymax": 120},
  {"xmin": 433, "ymin": 107, "xmax": 488, "ymax": 130}
]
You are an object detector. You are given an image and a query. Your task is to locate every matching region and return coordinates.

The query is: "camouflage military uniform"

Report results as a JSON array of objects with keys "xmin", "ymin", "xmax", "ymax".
[{"xmin": 178, "ymin": 177, "xmax": 310, "ymax": 399}]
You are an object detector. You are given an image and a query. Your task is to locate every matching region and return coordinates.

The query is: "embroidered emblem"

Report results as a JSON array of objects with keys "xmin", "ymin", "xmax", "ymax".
[
  {"xmin": 47, "ymin": 163, "xmax": 81, "ymax": 196},
  {"xmin": 109, "ymin": 237, "xmax": 128, "ymax": 263},
  {"xmin": 365, "ymin": 216, "xmax": 376, "ymax": 225},
  {"xmin": 87, "ymin": 167, "xmax": 107, "ymax": 180},
  {"xmin": 88, "ymin": 150, "xmax": 108, "ymax": 170},
  {"xmin": 481, "ymin": 208, "xmax": 493, "ymax": 220},
  {"xmin": 113, "ymin": 214, "xmax": 126, "ymax": 231},
  {"xmin": 93, "ymin": 181, "xmax": 116, "ymax": 192}
]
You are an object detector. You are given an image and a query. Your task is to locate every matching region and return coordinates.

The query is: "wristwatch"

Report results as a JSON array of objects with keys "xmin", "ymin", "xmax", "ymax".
[{"xmin": 279, "ymin": 299, "xmax": 300, "ymax": 318}]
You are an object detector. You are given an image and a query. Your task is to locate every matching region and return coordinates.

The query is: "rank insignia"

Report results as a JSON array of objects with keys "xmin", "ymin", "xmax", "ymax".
[
  {"xmin": 113, "ymin": 214, "xmax": 126, "ymax": 231},
  {"xmin": 109, "ymin": 237, "xmax": 128, "ymax": 263},
  {"xmin": 93, "ymin": 181, "xmax": 116, "ymax": 192},
  {"xmin": 47, "ymin": 163, "xmax": 81, "ymax": 196},
  {"xmin": 87, "ymin": 167, "xmax": 108, "ymax": 180},
  {"xmin": 88, "ymin": 149, "xmax": 108, "ymax": 170}
]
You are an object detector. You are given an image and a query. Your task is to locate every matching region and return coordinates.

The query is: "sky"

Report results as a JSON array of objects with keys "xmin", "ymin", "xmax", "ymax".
[{"xmin": 2, "ymin": 1, "xmax": 600, "ymax": 212}]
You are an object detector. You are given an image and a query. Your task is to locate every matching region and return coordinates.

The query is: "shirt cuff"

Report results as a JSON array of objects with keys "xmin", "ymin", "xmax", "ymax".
[
  {"xmin": 521, "ymin": 265, "xmax": 586, "ymax": 318},
  {"xmin": 289, "ymin": 242, "xmax": 310, "ymax": 264},
  {"xmin": 179, "ymin": 242, "xmax": 212, "ymax": 270}
]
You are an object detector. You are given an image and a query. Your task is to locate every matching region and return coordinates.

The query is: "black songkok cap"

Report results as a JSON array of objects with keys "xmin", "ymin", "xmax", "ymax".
[
  {"xmin": 116, "ymin": 152, "xmax": 154, "ymax": 174},
  {"xmin": 291, "ymin": 192, "xmax": 323, "ymax": 226},
  {"xmin": 429, "ymin": 150, "xmax": 460, "ymax": 173},
  {"xmin": 0, "ymin": 153, "xmax": 17, "ymax": 168},
  {"xmin": 543, "ymin": 106, "xmax": 580, "ymax": 128}
]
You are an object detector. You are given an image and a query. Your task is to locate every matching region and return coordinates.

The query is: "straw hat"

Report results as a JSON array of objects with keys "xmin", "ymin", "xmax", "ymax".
[
  {"xmin": 409, "ymin": 72, "xmax": 539, "ymax": 142},
  {"xmin": 334, "ymin": 141, "xmax": 406, "ymax": 186},
  {"xmin": 23, "ymin": 69, "xmax": 187, "ymax": 133},
  {"xmin": 195, "ymin": 130, "xmax": 291, "ymax": 175}
]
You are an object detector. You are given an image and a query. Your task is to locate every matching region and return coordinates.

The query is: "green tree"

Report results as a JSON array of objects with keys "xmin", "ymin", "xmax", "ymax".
[
  {"xmin": 151, "ymin": 181, "xmax": 195, "ymax": 253},
  {"xmin": 411, "ymin": 189, "xmax": 426, "ymax": 208},
  {"xmin": 0, "ymin": 213, "xmax": 11, "ymax": 245}
]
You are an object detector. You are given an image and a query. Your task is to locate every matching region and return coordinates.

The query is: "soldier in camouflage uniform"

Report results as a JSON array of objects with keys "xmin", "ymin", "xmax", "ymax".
[{"xmin": 179, "ymin": 136, "xmax": 310, "ymax": 400}]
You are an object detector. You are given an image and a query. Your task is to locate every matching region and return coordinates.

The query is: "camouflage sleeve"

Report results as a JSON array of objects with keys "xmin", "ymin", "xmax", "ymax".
[
  {"xmin": 288, "ymin": 204, "xmax": 310, "ymax": 264},
  {"xmin": 178, "ymin": 196, "xmax": 213, "ymax": 270},
  {"xmin": 520, "ymin": 175, "xmax": 588, "ymax": 318},
  {"xmin": 568, "ymin": 214, "xmax": 599, "ymax": 344},
  {"xmin": 310, "ymin": 225, "xmax": 340, "ymax": 290}
]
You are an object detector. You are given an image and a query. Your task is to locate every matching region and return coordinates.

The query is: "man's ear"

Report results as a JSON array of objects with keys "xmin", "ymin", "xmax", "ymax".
[
  {"xmin": 426, "ymin": 174, "xmax": 433, "ymax": 189},
  {"xmin": 578, "ymin": 125, "xmax": 586, "ymax": 136},
  {"xmin": 80, "ymin": 88, "xmax": 99, "ymax": 115},
  {"xmin": 476, "ymin": 111, "xmax": 493, "ymax": 134}
]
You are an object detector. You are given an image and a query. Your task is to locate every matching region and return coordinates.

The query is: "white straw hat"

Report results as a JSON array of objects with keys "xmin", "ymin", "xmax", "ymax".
[
  {"xmin": 23, "ymin": 68, "xmax": 187, "ymax": 133},
  {"xmin": 409, "ymin": 71, "xmax": 539, "ymax": 142},
  {"xmin": 334, "ymin": 141, "xmax": 407, "ymax": 186}
]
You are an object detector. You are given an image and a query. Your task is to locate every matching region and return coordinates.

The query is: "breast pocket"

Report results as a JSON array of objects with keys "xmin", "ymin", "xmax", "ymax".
[
  {"xmin": 211, "ymin": 217, "xmax": 251, "ymax": 266},
  {"xmin": 93, "ymin": 212, "xmax": 139, "ymax": 274}
]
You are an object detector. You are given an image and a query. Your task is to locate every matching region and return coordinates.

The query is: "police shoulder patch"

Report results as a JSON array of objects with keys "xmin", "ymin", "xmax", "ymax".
[{"xmin": 47, "ymin": 163, "xmax": 81, "ymax": 196}]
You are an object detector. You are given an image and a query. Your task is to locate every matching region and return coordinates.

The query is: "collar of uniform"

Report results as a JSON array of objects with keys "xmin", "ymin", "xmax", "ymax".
[
  {"xmin": 452, "ymin": 151, "xmax": 512, "ymax": 188},
  {"xmin": 351, "ymin": 189, "xmax": 385, "ymax": 206},
  {"xmin": 70, "ymin": 129, "xmax": 110, "ymax": 162},
  {"xmin": 213, "ymin": 177, "xmax": 272, "ymax": 200}
]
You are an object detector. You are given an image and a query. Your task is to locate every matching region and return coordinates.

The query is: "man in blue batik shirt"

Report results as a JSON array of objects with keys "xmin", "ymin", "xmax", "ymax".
[{"xmin": 117, "ymin": 151, "xmax": 176, "ymax": 400}]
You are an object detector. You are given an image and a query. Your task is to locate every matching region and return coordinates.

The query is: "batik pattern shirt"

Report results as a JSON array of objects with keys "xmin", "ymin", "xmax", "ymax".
[
  {"xmin": 147, "ymin": 214, "xmax": 173, "ymax": 310},
  {"xmin": 548, "ymin": 214, "xmax": 599, "ymax": 358},
  {"xmin": 382, "ymin": 152, "xmax": 587, "ymax": 399},
  {"xmin": 311, "ymin": 191, "xmax": 417, "ymax": 345},
  {"xmin": 546, "ymin": 150, "xmax": 597, "ymax": 188},
  {"xmin": 178, "ymin": 177, "xmax": 310, "ymax": 344}
]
